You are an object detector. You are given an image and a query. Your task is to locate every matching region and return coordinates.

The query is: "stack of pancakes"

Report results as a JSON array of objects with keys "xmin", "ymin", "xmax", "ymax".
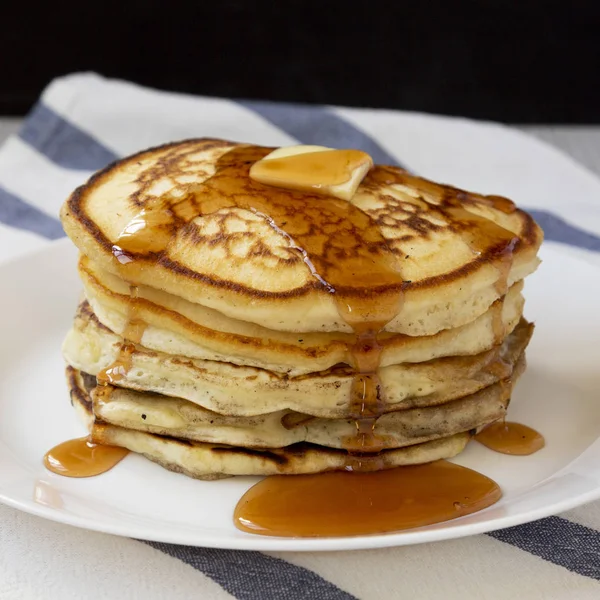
[{"xmin": 60, "ymin": 139, "xmax": 542, "ymax": 479}]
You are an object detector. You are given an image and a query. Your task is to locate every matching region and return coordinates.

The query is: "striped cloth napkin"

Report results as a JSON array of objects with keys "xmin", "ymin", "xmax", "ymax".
[{"xmin": 1, "ymin": 73, "xmax": 600, "ymax": 599}]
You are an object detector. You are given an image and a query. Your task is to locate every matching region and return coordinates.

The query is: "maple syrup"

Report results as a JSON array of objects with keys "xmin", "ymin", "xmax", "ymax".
[
  {"xmin": 96, "ymin": 285, "xmax": 147, "ymax": 385},
  {"xmin": 43, "ymin": 436, "xmax": 128, "ymax": 477},
  {"xmin": 343, "ymin": 329, "xmax": 392, "ymax": 462},
  {"xmin": 440, "ymin": 191, "xmax": 519, "ymax": 346},
  {"xmin": 486, "ymin": 195, "xmax": 517, "ymax": 214},
  {"xmin": 476, "ymin": 421, "xmax": 545, "ymax": 455},
  {"xmin": 234, "ymin": 460, "xmax": 501, "ymax": 537},
  {"xmin": 232, "ymin": 163, "xmax": 528, "ymax": 536}
]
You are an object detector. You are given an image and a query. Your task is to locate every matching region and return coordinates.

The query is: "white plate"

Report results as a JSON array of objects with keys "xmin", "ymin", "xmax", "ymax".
[{"xmin": 1, "ymin": 239, "xmax": 599, "ymax": 551}]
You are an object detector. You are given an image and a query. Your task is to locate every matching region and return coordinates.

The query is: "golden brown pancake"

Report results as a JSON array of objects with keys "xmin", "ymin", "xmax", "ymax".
[
  {"xmin": 68, "ymin": 367, "xmax": 473, "ymax": 480},
  {"xmin": 59, "ymin": 138, "xmax": 543, "ymax": 481},
  {"xmin": 79, "ymin": 255, "xmax": 526, "ymax": 376},
  {"xmin": 61, "ymin": 139, "xmax": 542, "ymax": 334},
  {"xmin": 63, "ymin": 301, "xmax": 532, "ymax": 418},
  {"xmin": 86, "ymin": 358, "xmax": 523, "ymax": 450}
]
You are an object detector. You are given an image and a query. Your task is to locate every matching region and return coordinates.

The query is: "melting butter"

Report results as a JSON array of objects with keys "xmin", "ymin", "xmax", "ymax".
[{"xmin": 249, "ymin": 145, "xmax": 373, "ymax": 200}]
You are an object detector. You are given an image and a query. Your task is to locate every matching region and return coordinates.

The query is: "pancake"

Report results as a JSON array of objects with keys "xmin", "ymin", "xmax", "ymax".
[
  {"xmin": 63, "ymin": 301, "xmax": 533, "ymax": 417},
  {"xmin": 85, "ymin": 355, "xmax": 524, "ymax": 450},
  {"xmin": 79, "ymin": 256, "xmax": 525, "ymax": 376},
  {"xmin": 68, "ymin": 368, "xmax": 472, "ymax": 480},
  {"xmin": 57, "ymin": 138, "xmax": 543, "ymax": 484},
  {"xmin": 61, "ymin": 138, "xmax": 542, "ymax": 335}
]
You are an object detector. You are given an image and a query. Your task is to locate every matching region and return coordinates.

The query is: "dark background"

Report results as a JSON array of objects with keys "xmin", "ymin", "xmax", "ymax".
[{"xmin": 3, "ymin": 1, "xmax": 599, "ymax": 122}]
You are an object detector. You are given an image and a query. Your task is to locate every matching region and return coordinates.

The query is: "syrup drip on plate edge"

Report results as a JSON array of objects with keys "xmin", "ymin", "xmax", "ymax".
[{"xmin": 45, "ymin": 145, "xmax": 543, "ymax": 536}]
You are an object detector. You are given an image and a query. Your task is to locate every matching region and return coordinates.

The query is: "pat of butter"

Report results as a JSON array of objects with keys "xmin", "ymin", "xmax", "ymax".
[{"xmin": 249, "ymin": 145, "xmax": 373, "ymax": 201}]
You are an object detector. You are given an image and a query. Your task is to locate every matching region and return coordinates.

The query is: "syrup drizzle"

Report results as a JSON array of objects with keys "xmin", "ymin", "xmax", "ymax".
[
  {"xmin": 96, "ymin": 286, "xmax": 146, "ymax": 385},
  {"xmin": 440, "ymin": 191, "xmax": 520, "ymax": 345},
  {"xmin": 43, "ymin": 436, "xmax": 128, "ymax": 478},
  {"xmin": 234, "ymin": 460, "xmax": 501, "ymax": 537},
  {"xmin": 233, "ymin": 163, "xmax": 532, "ymax": 537},
  {"xmin": 485, "ymin": 195, "xmax": 517, "ymax": 214},
  {"xmin": 343, "ymin": 328, "xmax": 392, "ymax": 470},
  {"xmin": 476, "ymin": 421, "xmax": 545, "ymax": 455}
]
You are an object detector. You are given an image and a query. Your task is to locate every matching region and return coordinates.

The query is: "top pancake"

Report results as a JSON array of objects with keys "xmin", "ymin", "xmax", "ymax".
[{"xmin": 61, "ymin": 138, "xmax": 542, "ymax": 333}]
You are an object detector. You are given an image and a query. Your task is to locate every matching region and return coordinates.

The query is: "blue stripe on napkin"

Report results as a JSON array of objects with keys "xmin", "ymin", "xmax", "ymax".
[
  {"xmin": 19, "ymin": 103, "xmax": 117, "ymax": 171},
  {"xmin": 529, "ymin": 209, "xmax": 600, "ymax": 252},
  {"xmin": 239, "ymin": 99, "xmax": 403, "ymax": 167},
  {"xmin": 0, "ymin": 185, "xmax": 64, "ymax": 239},
  {"xmin": 144, "ymin": 542, "xmax": 356, "ymax": 600},
  {"xmin": 488, "ymin": 516, "xmax": 600, "ymax": 580}
]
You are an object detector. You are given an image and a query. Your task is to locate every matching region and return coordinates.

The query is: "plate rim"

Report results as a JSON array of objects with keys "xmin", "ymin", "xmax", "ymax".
[{"xmin": 2, "ymin": 467, "xmax": 600, "ymax": 552}]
